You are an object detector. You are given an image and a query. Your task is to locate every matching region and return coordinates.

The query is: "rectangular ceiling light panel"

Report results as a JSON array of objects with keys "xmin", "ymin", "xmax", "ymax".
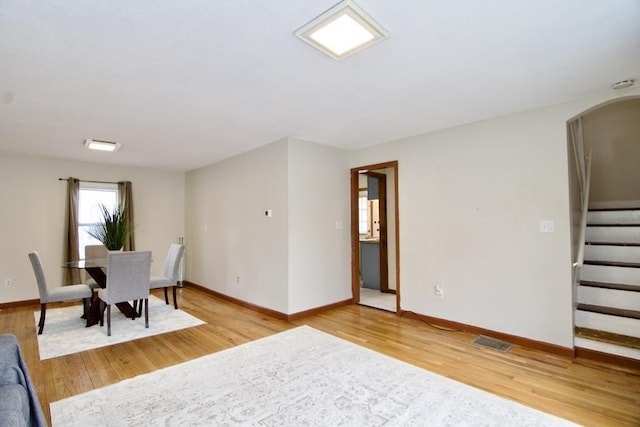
[
  {"xmin": 295, "ymin": 0, "xmax": 388, "ymax": 60},
  {"xmin": 84, "ymin": 139, "xmax": 121, "ymax": 152}
]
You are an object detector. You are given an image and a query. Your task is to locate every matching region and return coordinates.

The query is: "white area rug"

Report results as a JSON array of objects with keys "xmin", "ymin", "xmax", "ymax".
[
  {"xmin": 50, "ymin": 326, "xmax": 576, "ymax": 426},
  {"xmin": 35, "ymin": 295, "xmax": 205, "ymax": 360}
]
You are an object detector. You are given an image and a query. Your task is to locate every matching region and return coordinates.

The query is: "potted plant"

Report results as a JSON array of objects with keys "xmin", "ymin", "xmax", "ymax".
[{"xmin": 87, "ymin": 204, "xmax": 130, "ymax": 250}]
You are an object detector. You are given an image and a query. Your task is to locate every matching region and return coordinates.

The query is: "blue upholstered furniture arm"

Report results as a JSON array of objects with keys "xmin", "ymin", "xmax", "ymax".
[{"xmin": 0, "ymin": 335, "xmax": 47, "ymax": 427}]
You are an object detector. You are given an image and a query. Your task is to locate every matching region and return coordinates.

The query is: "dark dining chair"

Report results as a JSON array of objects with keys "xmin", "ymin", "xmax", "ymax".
[
  {"xmin": 28, "ymin": 252, "xmax": 93, "ymax": 335},
  {"xmin": 98, "ymin": 251, "xmax": 151, "ymax": 336},
  {"xmin": 149, "ymin": 244, "xmax": 185, "ymax": 309}
]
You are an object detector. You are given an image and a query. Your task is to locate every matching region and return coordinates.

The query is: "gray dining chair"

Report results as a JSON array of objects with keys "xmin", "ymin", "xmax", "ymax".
[
  {"xmin": 28, "ymin": 252, "xmax": 93, "ymax": 335},
  {"xmin": 84, "ymin": 244, "xmax": 108, "ymax": 290},
  {"xmin": 98, "ymin": 251, "xmax": 151, "ymax": 336},
  {"xmin": 149, "ymin": 244, "xmax": 184, "ymax": 309}
]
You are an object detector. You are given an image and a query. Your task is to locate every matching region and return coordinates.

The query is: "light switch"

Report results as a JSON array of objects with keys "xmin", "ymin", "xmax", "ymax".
[
  {"xmin": 265, "ymin": 209, "xmax": 273, "ymax": 218},
  {"xmin": 540, "ymin": 220, "xmax": 555, "ymax": 233}
]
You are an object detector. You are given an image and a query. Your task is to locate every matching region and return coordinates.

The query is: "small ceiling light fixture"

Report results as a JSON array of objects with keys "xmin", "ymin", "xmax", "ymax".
[
  {"xmin": 295, "ymin": 0, "xmax": 388, "ymax": 61},
  {"xmin": 611, "ymin": 79, "xmax": 635, "ymax": 90},
  {"xmin": 84, "ymin": 139, "xmax": 121, "ymax": 152}
]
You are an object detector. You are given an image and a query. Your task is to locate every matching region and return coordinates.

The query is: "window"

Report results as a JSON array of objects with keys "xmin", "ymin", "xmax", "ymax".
[
  {"xmin": 358, "ymin": 193, "xmax": 368, "ymax": 235},
  {"xmin": 78, "ymin": 183, "xmax": 118, "ymax": 259}
]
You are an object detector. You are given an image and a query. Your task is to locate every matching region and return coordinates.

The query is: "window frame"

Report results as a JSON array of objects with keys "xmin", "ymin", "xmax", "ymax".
[{"xmin": 77, "ymin": 182, "xmax": 118, "ymax": 259}]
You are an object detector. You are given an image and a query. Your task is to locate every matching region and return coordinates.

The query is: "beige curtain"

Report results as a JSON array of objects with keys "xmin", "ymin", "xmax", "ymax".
[
  {"xmin": 118, "ymin": 181, "xmax": 135, "ymax": 251},
  {"xmin": 64, "ymin": 177, "xmax": 81, "ymax": 285}
]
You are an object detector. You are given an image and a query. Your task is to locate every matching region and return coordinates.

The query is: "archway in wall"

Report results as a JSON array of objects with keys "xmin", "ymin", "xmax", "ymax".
[
  {"xmin": 566, "ymin": 95, "xmax": 640, "ymax": 361},
  {"xmin": 567, "ymin": 96, "xmax": 640, "ymax": 264}
]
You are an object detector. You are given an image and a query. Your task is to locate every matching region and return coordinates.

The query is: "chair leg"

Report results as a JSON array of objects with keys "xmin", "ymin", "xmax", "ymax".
[
  {"xmin": 163, "ymin": 287, "xmax": 169, "ymax": 305},
  {"xmin": 172, "ymin": 286, "xmax": 178, "ymax": 310},
  {"xmin": 38, "ymin": 303, "xmax": 46, "ymax": 335},
  {"xmin": 99, "ymin": 300, "xmax": 105, "ymax": 327},
  {"xmin": 144, "ymin": 298, "xmax": 149, "ymax": 328},
  {"xmin": 106, "ymin": 304, "xmax": 111, "ymax": 336}
]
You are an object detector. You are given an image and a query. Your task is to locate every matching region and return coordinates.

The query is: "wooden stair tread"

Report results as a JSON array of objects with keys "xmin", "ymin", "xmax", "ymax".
[
  {"xmin": 577, "ymin": 303, "xmax": 640, "ymax": 319},
  {"xmin": 583, "ymin": 260, "xmax": 640, "ymax": 268},
  {"xmin": 579, "ymin": 281, "xmax": 640, "ymax": 292},
  {"xmin": 575, "ymin": 327, "xmax": 640, "ymax": 350},
  {"xmin": 589, "ymin": 209, "xmax": 640, "ymax": 212},
  {"xmin": 585, "ymin": 241, "xmax": 640, "ymax": 247},
  {"xmin": 587, "ymin": 223, "xmax": 640, "ymax": 227}
]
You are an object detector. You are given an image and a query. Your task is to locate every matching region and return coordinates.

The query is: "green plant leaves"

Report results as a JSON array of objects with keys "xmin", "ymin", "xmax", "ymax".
[{"xmin": 86, "ymin": 204, "xmax": 130, "ymax": 250}]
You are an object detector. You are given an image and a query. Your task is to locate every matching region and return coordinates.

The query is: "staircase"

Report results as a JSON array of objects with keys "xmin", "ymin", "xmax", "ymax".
[{"xmin": 575, "ymin": 208, "xmax": 640, "ymax": 361}]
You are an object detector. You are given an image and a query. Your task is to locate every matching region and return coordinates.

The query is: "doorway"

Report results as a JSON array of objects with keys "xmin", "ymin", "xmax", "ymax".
[{"xmin": 350, "ymin": 161, "xmax": 399, "ymax": 312}]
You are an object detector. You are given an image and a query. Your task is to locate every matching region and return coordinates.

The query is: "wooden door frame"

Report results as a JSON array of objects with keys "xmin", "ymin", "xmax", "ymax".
[{"xmin": 350, "ymin": 161, "xmax": 400, "ymax": 311}]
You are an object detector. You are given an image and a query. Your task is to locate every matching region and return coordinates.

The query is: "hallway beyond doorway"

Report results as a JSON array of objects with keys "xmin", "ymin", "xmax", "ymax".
[{"xmin": 359, "ymin": 287, "xmax": 396, "ymax": 312}]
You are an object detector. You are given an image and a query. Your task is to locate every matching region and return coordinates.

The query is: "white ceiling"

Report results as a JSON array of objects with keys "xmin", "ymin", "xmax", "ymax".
[{"xmin": 1, "ymin": 0, "xmax": 639, "ymax": 172}]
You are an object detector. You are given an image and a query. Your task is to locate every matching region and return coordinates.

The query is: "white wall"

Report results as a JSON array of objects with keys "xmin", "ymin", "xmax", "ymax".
[
  {"xmin": 185, "ymin": 139, "xmax": 290, "ymax": 313},
  {"xmin": 349, "ymin": 87, "xmax": 640, "ymax": 348},
  {"xmin": 185, "ymin": 137, "xmax": 352, "ymax": 315},
  {"xmin": 0, "ymin": 154, "xmax": 185, "ymax": 304},
  {"xmin": 287, "ymin": 138, "xmax": 351, "ymax": 313},
  {"xmin": 583, "ymin": 98, "xmax": 640, "ymax": 205}
]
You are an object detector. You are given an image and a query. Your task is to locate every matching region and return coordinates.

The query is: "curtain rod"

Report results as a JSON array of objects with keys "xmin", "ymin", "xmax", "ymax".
[{"xmin": 58, "ymin": 178, "xmax": 121, "ymax": 185}]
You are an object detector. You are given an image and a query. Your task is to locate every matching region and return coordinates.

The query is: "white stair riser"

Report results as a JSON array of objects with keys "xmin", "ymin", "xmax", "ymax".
[
  {"xmin": 574, "ymin": 337, "xmax": 640, "ymax": 360},
  {"xmin": 587, "ymin": 210, "xmax": 640, "ymax": 225},
  {"xmin": 577, "ymin": 286, "xmax": 640, "ymax": 311},
  {"xmin": 575, "ymin": 310, "xmax": 640, "ymax": 338},
  {"xmin": 579, "ymin": 264, "xmax": 640, "ymax": 286},
  {"xmin": 586, "ymin": 226, "xmax": 640, "ymax": 244},
  {"xmin": 584, "ymin": 245, "xmax": 640, "ymax": 264}
]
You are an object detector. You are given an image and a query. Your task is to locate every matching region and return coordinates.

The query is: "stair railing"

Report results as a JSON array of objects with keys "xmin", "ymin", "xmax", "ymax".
[{"xmin": 575, "ymin": 151, "xmax": 592, "ymax": 267}]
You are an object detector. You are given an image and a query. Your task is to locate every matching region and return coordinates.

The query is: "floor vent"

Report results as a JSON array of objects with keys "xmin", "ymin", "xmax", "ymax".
[{"xmin": 471, "ymin": 335, "xmax": 512, "ymax": 353}]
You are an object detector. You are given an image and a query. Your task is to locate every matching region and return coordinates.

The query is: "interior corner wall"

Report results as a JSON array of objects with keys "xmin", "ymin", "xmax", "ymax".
[
  {"xmin": 348, "ymin": 88, "xmax": 640, "ymax": 348},
  {"xmin": 0, "ymin": 154, "xmax": 185, "ymax": 304},
  {"xmin": 287, "ymin": 138, "xmax": 351, "ymax": 314},
  {"xmin": 184, "ymin": 139, "xmax": 289, "ymax": 313}
]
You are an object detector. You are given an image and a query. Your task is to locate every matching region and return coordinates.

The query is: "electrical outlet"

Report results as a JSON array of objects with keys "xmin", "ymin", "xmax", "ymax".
[
  {"xmin": 434, "ymin": 284, "xmax": 444, "ymax": 298},
  {"xmin": 4, "ymin": 279, "xmax": 12, "ymax": 288}
]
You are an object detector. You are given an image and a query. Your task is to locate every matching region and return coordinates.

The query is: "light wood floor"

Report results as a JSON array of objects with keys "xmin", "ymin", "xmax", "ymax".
[{"xmin": 2, "ymin": 286, "xmax": 638, "ymax": 426}]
